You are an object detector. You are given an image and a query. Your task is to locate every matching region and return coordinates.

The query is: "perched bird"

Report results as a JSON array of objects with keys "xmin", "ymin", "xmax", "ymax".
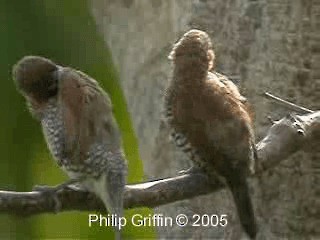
[
  {"xmin": 13, "ymin": 56, "xmax": 127, "ymax": 239},
  {"xmin": 164, "ymin": 30, "xmax": 257, "ymax": 238}
]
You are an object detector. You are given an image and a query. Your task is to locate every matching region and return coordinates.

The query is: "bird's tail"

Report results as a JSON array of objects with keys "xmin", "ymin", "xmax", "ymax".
[
  {"xmin": 98, "ymin": 152, "xmax": 127, "ymax": 240},
  {"xmin": 105, "ymin": 167, "xmax": 126, "ymax": 240},
  {"xmin": 219, "ymin": 159, "xmax": 257, "ymax": 239}
]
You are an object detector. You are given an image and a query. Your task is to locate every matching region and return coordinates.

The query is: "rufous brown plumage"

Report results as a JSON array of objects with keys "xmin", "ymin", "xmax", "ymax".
[{"xmin": 164, "ymin": 30, "xmax": 257, "ymax": 239}]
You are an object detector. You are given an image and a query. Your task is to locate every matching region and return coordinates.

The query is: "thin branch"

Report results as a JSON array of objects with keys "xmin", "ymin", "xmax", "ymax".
[
  {"xmin": 264, "ymin": 92, "xmax": 314, "ymax": 114},
  {"xmin": 0, "ymin": 111, "xmax": 319, "ymax": 217}
]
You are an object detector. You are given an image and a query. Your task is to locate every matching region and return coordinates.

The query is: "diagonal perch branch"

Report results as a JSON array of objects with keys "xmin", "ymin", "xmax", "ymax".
[{"xmin": 0, "ymin": 111, "xmax": 319, "ymax": 217}]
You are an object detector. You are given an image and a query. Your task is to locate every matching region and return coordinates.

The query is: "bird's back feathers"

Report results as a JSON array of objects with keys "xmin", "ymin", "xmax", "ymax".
[{"xmin": 58, "ymin": 68, "xmax": 121, "ymax": 165}]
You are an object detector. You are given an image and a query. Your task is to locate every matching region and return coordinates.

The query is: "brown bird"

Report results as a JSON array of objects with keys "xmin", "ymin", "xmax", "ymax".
[
  {"xmin": 13, "ymin": 56, "xmax": 127, "ymax": 239},
  {"xmin": 164, "ymin": 30, "xmax": 257, "ymax": 238}
]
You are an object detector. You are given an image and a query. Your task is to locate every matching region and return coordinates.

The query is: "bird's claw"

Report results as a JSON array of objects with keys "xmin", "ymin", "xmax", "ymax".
[
  {"xmin": 32, "ymin": 185, "xmax": 61, "ymax": 213},
  {"xmin": 65, "ymin": 183, "xmax": 86, "ymax": 191},
  {"xmin": 32, "ymin": 179, "xmax": 83, "ymax": 213}
]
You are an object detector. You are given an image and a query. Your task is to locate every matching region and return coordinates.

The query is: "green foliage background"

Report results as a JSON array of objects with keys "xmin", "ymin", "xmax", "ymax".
[{"xmin": 0, "ymin": 0, "xmax": 154, "ymax": 239}]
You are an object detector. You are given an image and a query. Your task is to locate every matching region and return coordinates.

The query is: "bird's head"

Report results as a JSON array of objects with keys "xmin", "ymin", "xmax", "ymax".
[
  {"xmin": 168, "ymin": 29, "xmax": 215, "ymax": 71},
  {"xmin": 13, "ymin": 56, "xmax": 59, "ymax": 103}
]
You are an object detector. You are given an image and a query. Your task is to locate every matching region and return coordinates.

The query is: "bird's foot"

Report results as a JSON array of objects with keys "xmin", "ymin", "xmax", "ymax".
[
  {"xmin": 65, "ymin": 183, "xmax": 86, "ymax": 191},
  {"xmin": 32, "ymin": 179, "xmax": 81, "ymax": 213},
  {"xmin": 178, "ymin": 166, "xmax": 203, "ymax": 175},
  {"xmin": 32, "ymin": 184, "xmax": 62, "ymax": 213},
  {"xmin": 33, "ymin": 178, "xmax": 80, "ymax": 192}
]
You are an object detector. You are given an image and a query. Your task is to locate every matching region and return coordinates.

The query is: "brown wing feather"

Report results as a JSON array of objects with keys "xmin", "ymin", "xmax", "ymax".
[
  {"xmin": 214, "ymin": 72, "xmax": 254, "ymax": 121},
  {"xmin": 58, "ymin": 67, "xmax": 119, "ymax": 163}
]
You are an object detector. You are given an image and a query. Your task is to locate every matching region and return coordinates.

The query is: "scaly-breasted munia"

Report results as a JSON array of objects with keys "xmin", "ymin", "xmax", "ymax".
[
  {"xmin": 13, "ymin": 56, "xmax": 127, "ymax": 239},
  {"xmin": 164, "ymin": 30, "xmax": 257, "ymax": 238}
]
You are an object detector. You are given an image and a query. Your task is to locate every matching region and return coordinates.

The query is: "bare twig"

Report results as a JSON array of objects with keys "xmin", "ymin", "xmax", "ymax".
[
  {"xmin": 0, "ymin": 111, "xmax": 319, "ymax": 216},
  {"xmin": 264, "ymin": 92, "xmax": 314, "ymax": 114}
]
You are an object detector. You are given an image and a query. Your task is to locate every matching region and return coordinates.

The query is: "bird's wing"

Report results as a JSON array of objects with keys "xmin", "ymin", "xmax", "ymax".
[
  {"xmin": 211, "ymin": 72, "xmax": 247, "ymax": 103},
  {"xmin": 210, "ymin": 71, "xmax": 254, "ymax": 121},
  {"xmin": 205, "ymin": 72, "xmax": 255, "ymax": 160},
  {"xmin": 58, "ymin": 67, "xmax": 120, "ymax": 163}
]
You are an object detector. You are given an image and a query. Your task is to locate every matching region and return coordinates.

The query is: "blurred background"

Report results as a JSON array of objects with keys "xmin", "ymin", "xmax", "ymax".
[{"xmin": 0, "ymin": 0, "xmax": 154, "ymax": 239}]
